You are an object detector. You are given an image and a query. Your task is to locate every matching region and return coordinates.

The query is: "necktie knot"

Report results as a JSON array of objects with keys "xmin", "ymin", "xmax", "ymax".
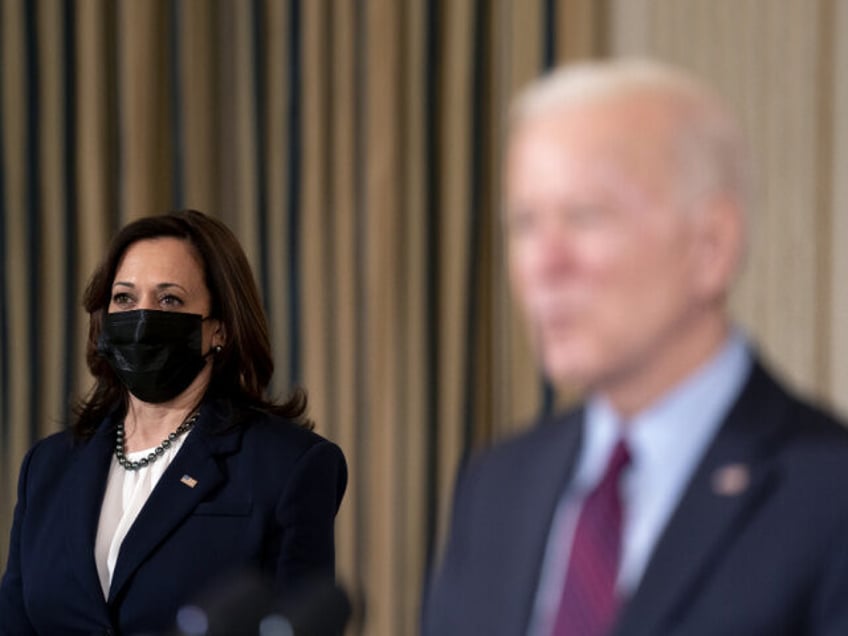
[{"xmin": 602, "ymin": 439, "xmax": 631, "ymax": 488}]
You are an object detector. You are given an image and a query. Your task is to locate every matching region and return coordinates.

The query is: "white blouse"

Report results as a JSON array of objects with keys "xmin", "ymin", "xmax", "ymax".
[{"xmin": 94, "ymin": 433, "xmax": 190, "ymax": 598}]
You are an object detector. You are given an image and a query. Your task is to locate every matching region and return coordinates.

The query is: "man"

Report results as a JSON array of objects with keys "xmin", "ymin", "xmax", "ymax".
[{"xmin": 422, "ymin": 59, "xmax": 848, "ymax": 636}]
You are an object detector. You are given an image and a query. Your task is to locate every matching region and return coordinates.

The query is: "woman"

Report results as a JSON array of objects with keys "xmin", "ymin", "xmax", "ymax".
[{"xmin": 0, "ymin": 210, "xmax": 347, "ymax": 634}]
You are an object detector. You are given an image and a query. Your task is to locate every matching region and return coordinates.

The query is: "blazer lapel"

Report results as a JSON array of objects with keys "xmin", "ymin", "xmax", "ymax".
[
  {"xmin": 612, "ymin": 363, "xmax": 787, "ymax": 636},
  {"xmin": 107, "ymin": 408, "xmax": 242, "ymax": 603},
  {"xmin": 63, "ymin": 422, "xmax": 116, "ymax": 608},
  {"xmin": 508, "ymin": 411, "xmax": 584, "ymax": 634}
]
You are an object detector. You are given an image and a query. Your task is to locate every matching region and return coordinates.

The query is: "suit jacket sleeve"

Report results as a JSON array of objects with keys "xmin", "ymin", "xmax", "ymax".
[
  {"xmin": 274, "ymin": 438, "xmax": 348, "ymax": 598},
  {"xmin": 0, "ymin": 445, "xmax": 39, "ymax": 636}
]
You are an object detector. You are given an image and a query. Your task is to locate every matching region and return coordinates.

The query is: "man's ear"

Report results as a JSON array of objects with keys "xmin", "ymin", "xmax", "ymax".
[{"xmin": 691, "ymin": 194, "xmax": 746, "ymax": 301}]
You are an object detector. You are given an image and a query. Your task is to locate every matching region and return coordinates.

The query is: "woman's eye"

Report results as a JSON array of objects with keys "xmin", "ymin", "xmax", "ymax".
[
  {"xmin": 112, "ymin": 293, "xmax": 133, "ymax": 305},
  {"xmin": 160, "ymin": 294, "xmax": 183, "ymax": 307}
]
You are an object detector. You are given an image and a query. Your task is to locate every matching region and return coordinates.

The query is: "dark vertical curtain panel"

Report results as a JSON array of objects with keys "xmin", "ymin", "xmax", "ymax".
[{"xmin": 0, "ymin": 0, "xmax": 603, "ymax": 633}]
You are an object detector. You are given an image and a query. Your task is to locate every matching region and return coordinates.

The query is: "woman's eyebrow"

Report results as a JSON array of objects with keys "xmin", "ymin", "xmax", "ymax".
[{"xmin": 111, "ymin": 282, "xmax": 189, "ymax": 293}]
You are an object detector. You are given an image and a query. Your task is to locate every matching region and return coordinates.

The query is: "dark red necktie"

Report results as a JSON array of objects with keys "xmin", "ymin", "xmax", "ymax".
[{"xmin": 552, "ymin": 439, "xmax": 631, "ymax": 636}]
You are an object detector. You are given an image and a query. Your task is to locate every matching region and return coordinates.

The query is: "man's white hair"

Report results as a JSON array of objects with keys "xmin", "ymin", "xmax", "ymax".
[{"xmin": 510, "ymin": 58, "xmax": 751, "ymax": 215}]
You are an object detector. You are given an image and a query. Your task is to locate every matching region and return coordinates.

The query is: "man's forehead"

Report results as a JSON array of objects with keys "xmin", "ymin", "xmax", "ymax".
[
  {"xmin": 512, "ymin": 89, "xmax": 681, "ymax": 146},
  {"xmin": 507, "ymin": 100, "xmax": 678, "ymax": 198}
]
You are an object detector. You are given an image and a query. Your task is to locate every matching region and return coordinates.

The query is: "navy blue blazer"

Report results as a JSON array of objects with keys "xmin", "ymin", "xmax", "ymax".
[
  {"xmin": 423, "ymin": 361, "xmax": 848, "ymax": 636},
  {"xmin": 0, "ymin": 400, "xmax": 347, "ymax": 635}
]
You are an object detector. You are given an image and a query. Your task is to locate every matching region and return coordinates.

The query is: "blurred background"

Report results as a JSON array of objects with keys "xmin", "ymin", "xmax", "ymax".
[{"xmin": 1, "ymin": 1, "xmax": 846, "ymax": 634}]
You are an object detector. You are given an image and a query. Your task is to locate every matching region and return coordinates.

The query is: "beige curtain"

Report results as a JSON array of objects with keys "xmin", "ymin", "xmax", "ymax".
[{"xmin": 1, "ymin": 1, "xmax": 845, "ymax": 635}]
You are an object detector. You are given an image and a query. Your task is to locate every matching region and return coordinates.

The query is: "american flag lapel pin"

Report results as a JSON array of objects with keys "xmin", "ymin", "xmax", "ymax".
[
  {"xmin": 711, "ymin": 463, "xmax": 749, "ymax": 496},
  {"xmin": 180, "ymin": 474, "xmax": 199, "ymax": 488}
]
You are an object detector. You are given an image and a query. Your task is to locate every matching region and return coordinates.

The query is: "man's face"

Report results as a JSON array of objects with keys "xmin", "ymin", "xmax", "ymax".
[{"xmin": 506, "ymin": 97, "xmax": 716, "ymax": 396}]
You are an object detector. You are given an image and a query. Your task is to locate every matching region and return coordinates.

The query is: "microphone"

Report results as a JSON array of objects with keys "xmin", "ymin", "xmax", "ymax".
[{"xmin": 171, "ymin": 569, "xmax": 351, "ymax": 636}]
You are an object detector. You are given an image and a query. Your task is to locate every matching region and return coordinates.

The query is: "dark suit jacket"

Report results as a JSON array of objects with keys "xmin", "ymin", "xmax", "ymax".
[
  {"xmin": 0, "ymin": 399, "xmax": 347, "ymax": 635},
  {"xmin": 423, "ymin": 361, "xmax": 848, "ymax": 636}
]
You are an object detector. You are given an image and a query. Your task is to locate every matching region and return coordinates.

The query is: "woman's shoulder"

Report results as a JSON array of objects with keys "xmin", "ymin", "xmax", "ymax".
[
  {"xmin": 243, "ymin": 410, "xmax": 339, "ymax": 452},
  {"xmin": 225, "ymin": 411, "xmax": 347, "ymax": 492},
  {"xmin": 201, "ymin": 399, "xmax": 345, "ymax": 468},
  {"xmin": 206, "ymin": 400, "xmax": 336, "ymax": 450},
  {"xmin": 11, "ymin": 428, "xmax": 94, "ymax": 487},
  {"xmin": 25, "ymin": 428, "xmax": 79, "ymax": 462}
]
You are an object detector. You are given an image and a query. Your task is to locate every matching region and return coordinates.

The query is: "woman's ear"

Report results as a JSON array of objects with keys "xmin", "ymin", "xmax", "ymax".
[{"xmin": 211, "ymin": 319, "xmax": 227, "ymax": 349}]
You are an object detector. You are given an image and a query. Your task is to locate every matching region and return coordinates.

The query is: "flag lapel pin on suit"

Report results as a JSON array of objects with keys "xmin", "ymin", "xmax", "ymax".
[
  {"xmin": 180, "ymin": 474, "xmax": 199, "ymax": 488},
  {"xmin": 711, "ymin": 463, "xmax": 750, "ymax": 496}
]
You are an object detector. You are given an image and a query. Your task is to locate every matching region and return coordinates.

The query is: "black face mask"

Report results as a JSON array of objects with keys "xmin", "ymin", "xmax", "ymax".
[{"xmin": 98, "ymin": 309, "xmax": 210, "ymax": 404}]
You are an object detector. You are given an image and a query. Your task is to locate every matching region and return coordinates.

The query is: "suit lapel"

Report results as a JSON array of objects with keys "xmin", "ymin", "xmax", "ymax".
[
  {"xmin": 612, "ymin": 363, "xmax": 788, "ymax": 636},
  {"xmin": 63, "ymin": 421, "xmax": 115, "ymax": 607},
  {"xmin": 508, "ymin": 410, "xmax": 584, "ymax": 634},
  {"xmin": 107, "ymin": 407, "xmax": 242, "ymax": 603}
]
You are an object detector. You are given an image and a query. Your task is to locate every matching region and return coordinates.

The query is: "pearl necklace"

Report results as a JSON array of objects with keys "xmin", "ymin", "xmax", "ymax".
[{"xmin": 115, "ymin": 411, "xmax": 200, "ymax": 471}]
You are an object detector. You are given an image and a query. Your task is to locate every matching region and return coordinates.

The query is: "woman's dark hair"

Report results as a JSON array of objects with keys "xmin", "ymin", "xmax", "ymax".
[{"xmin": 73, "ymin": 209, "xmax": 310, "ymax": 438}]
